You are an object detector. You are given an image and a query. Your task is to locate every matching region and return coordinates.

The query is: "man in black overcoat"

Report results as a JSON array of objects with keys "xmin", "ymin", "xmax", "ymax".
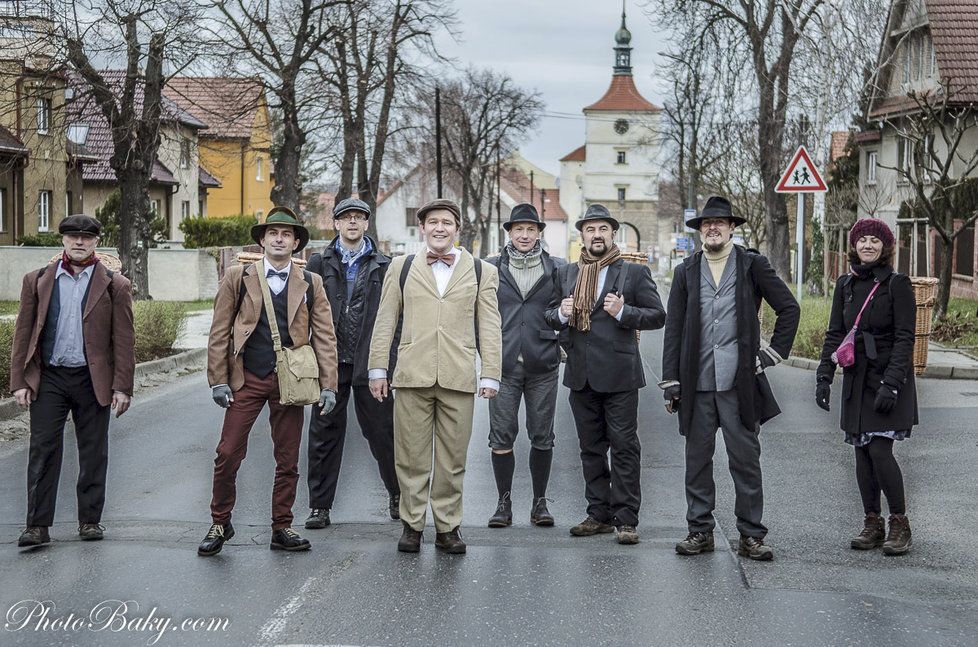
[{"xmin": 661, "ymin": 196, "xmax": 799, "ymax": 560}]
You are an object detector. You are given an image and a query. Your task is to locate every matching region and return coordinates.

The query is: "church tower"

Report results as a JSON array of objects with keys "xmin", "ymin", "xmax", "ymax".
[{"xmin": 559, "ymin": 2, "xmax": 662, "ymax": 255}]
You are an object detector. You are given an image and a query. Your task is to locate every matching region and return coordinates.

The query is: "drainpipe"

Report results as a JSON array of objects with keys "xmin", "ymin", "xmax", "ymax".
[{"xmin": 240, "ymin": 141, "xmax": 246, "ymax": 215}]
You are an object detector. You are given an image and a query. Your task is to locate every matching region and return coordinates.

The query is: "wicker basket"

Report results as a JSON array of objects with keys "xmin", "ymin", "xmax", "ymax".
[
  {"xmin": 49, "ymin": 252, "xmax": 123, "ymax": 272},
  {"xmin": 619, "ymin": 252, "xmax": 650, "ymax": 341},
  {"xmin": 910, "ymin": 277, "xmax": 939, "ymax": 375},
  {"xmin": 236, "ymin": 251, "xmax": 307, "ymax": 267}
]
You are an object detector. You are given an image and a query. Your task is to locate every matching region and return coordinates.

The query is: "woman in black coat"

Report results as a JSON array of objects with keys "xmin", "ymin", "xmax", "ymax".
[{"xmin": 816, "ymin": 218, "xmax": 917, "ymax": 556}]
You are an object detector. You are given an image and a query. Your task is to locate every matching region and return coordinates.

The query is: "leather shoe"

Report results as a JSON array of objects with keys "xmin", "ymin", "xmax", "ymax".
[
  {"xmin": 18, "ymin": 526, "xmax": 50, "ymax": 547},
  {"xmin": 397, "ymin": 521, "xmax": 423, "ymax": 553},
  {"xmin": 488, "ymin": 492, "xmax": 512, "ymax": 528},
  {"xmin": 569, "ymin": 516, "xmax": 615, "ymax": 537},
  {"xmin": 270, "ymin": 527, "xmax": 311, "ymax": 551},
  {"xmin": 198, "ymin": 523, "xmax": 234, "ymax": 556},
  {"xmin": 530, "ymin": 497, "xmax": 554, "ymax": 526},
  {"xmin": 79, "ymin": 523, "xmax": 104, "ymax": 541},
  {"xmin": 676, "ymin": 531, "xmax": 715, "ymax": 555},
  {"xmin": 435, "ymin": 527, "xmax": 466, "ymax": 554},
  {"xmin": 304, "ymin": 508, "xmax": 330, "ymax": 529},
  {"xmin": 389, "ymin": 494, "xmax": 400, "ymax": 521},
  {"xmin": 738, "ymin": 535, "xmax": 774, "ymax": 561}
]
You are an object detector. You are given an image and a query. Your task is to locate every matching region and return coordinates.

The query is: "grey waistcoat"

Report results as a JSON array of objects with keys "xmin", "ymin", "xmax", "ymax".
[{"xmin": 696, "ymin": 247, "xmax": 739, "ymax": 392}]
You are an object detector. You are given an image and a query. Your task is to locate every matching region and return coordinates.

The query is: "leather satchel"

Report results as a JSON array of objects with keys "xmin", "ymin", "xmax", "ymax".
[{"xmin": 257, "ymin": 265, "xmax": 321, "ymax": 406}]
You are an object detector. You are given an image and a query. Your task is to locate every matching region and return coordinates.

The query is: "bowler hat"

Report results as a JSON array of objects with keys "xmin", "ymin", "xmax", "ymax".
[
  {"xmin": 250, "ymin": 206, "xmax": 310, "ymax": 252},
  {"xmin": 503, "ymin": 203, "xmax": 546, "ymax": 231},
  {"xmin": 574, "ymin": 203, "xmax": 619, "ymax": 231},
  {"xmin": 59, "ymin": 214, "xmax": 101, "ymax": 237},
  {"xmin": 684, "ymin": 195, "xmax": 746, "ymax": 229},
  {"xmin": 332, "ymin": 197, "xmax": 371, "ymax": 220},
  {"xmin": 416, "ymin": 198, "xmax": 461, "ymax": 226}
]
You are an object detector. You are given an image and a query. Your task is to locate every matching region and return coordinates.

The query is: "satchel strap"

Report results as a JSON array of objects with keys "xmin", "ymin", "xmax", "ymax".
[
  {"xmin": 256, "ymin": 262, "xmax": 284, "ymax": 353},
  {"xmin": 852, "ymin": 280, "xmax": 882, "ymax": 330}
]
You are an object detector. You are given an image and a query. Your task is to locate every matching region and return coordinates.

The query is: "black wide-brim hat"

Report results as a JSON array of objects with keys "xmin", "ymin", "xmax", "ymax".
[
  {"xmin": 574, "ymin": 203, "xmax": 619, "ymax": 231},
  {"xmin": 684, "ymin": 195, "xmax": 746, "ymax": 229},
  {"xmin": 250, "ymin": 206, "xmax": 310, "ymax": 252},
  {"xmin": 503, "ymin": 202, "xmax": 546, "ymax": 231}
]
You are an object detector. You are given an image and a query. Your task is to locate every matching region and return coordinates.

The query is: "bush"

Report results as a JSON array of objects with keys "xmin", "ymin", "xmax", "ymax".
[
  {"xmin": 17, "ymin": 232, "xmax": 63, "ymax": 246},
  {"xmin": 133, "ymin": 301, "xmax": 188, "ymax": 363},
  {"xmin": 180, "ymin": 214, "xmax": 257, "ymax": 249},
  {"xmin": 0, "ymin": 320, "xmax": 14, "ymax": 398},
  {"xmin": 762, "ymin": 296, "xmax": 833, "ymax": 360}
]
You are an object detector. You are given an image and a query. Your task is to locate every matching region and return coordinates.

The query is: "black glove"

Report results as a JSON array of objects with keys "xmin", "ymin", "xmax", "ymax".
[
  {"xmin": 815, "ymin": 381, "xmax": 831, "ymax": 412},
  {"xmin": 874, "ymin": 386, "xmax": 897, "ymax": 414},
  {"xmin": 663, "ymin": 385, "xmax": 680, "ymax": 413},
  {"xmin": 212, "ymin": 384, "xmax": 233, "ymax": 408}
]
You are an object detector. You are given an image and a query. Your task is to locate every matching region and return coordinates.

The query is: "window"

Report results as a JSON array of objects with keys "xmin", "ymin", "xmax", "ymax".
[
  {"xmin": 897, "ymin": 137, "xmax": 911, "ymax": 179},
  {"xmin": 152, "ymin": 199, "xmax": 162, "ymax": 215},
  {"xmin": 914, "ymin": 37, "xmax": 922, "ymax": 81},
  {"xmin": 0, "ymin": 188, "xmax": 6, "ymax": 232},
  {"xmin": 179, "ymin": 139, "xmax": 191, "ymax": 169},
  {"xmin": 37, "ymin": 190, "xmax": 51, "ymax": 231},
  {"xmin": 616, "ymin": 151, "xmax": 626, "ymax": 164},
  {"xmin": 37, "ymin": 97, "xmax": 51, "ymax": 134},
  {"xmin": 930, "ymin": 36, "xmax": 938, "ymax": 76},
  {"xmin": 617, "ymin": 187, "xmax": 626, "ymax": 202},
  {"xmin": 181, "ymin": 200, "xmax": 190, "ymax": 220},
  {"xmin": 256, "ymin": 156, "xmax": 263, "ymax": 181},
  {"xmin": 198, "ymin": 199, "xmax": 205, "ymax": 217},
  {"xmin": 405, "ymin": 206, "xmax": 418, "ymax": 227},
  {"xmin": 866, "ymin": 151, "xmax": 878, "ymax": 185},
  {"xmin": 903, "ymin": 45, "xmax": 911, "ymax": 84}
]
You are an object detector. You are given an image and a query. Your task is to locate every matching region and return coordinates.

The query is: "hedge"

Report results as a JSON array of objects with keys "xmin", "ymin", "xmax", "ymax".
[
  {"xmin": 180, "ymin": 214, "xmax": 258, "ymax": 249},
  {"xmin": 17, "ymin": 232, "xmax": 63, "ymax": 247},
  {"xmin": 0, "ymin": 320, "xmax": 13, "ymax": 398}
]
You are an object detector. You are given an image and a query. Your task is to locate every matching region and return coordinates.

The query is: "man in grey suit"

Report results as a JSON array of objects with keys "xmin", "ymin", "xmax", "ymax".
[{"xmin": 661, "ymin": 196, "xmax": 799, "ymax": 561}]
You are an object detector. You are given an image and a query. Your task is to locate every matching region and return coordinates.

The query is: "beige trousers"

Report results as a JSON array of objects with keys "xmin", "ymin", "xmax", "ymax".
[{"xmin": 393, "ymin": 385, "xmax": 475, "ymax": 532}]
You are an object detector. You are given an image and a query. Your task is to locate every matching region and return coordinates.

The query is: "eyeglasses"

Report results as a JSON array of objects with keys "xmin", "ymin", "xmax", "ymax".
[{"xmin": 336, "ymin": 212, "xmax": 367, "ymax": 222}]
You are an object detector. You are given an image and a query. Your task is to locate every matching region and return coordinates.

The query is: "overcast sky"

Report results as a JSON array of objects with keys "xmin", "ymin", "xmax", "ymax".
[{"xmin": 434, "ymin": 0, "xmax": 671, "ymax": 178}]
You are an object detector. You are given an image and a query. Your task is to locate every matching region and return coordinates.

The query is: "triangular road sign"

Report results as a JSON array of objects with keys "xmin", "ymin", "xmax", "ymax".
[{"xmin": 776, "ymin": 145, "xmax": 828, "ymax": 193}]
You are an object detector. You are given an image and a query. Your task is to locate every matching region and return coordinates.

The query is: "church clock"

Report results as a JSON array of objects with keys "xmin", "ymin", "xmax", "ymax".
[{"xmin": 614, "ymin": 119, "xmax": 629, "ymax": 135}]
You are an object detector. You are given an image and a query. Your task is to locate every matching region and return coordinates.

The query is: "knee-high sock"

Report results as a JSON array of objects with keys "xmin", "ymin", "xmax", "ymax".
[
  {"xmin": 491, "ymin": 451, "xmax": 515, "ymax": 499},
  {"xmin": 529, "ymin": 448, "xmax": 552, "ymax": 499}
]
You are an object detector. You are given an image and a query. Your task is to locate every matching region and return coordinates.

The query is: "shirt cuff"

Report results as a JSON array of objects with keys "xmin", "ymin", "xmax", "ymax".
[
  {"xmin": 657, "ymin": 380, "xmax": 680, "ymax": 390},
  {"xmin": 480, "ymin": 378, "xmax": 500, "ymax": 391},
  {"xmin": 614, "ymin": 305, "xmax": 625, "ymax": 321},
  {"xmin": 368, "ymin": 369, "xmax": 388, "ymax": 380},
  {"xmin": 557, "ymin": 310, "xmax": 569, "ymax": 324},
  {"xmin": 210, "ymin": 383, "xmax": 229, "ymax": 390}
]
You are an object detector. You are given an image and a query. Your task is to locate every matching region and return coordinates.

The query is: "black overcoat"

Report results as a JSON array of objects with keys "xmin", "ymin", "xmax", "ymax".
[
  {"xmin": 544, "ymin": 259, "xmax": 666, "ymax": 393},
  {"xmin": 817, "ymin": 264, "xmax": 918, "ymax": 437},
  {"xmin": 661, "ymin": 246, "xmax": 800, "ymax": 436},
  {"xmin": 486, "ymin": 249, "xmax": 566, "ymax": 375}
]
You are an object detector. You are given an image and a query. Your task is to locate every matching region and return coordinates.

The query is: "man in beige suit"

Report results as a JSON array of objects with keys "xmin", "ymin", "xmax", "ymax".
[{"xmin": 369, "ymin": 198, "xmax": 502, "ymax": 555}]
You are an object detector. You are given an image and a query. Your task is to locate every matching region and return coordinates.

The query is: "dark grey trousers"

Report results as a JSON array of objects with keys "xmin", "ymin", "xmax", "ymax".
[
  {"xmin": 685, "ymin": 390, "xmax": 766, "ymax": 538},
  {"xmin": 487, "ymin": 362, "xmax": 558, "ymax": 451}
]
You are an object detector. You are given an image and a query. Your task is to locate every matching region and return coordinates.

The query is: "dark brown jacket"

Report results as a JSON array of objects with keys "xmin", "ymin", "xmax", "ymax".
[
  {"xmin": 207, "ymin": 261, "xmax": 338, "ymax": 392},
  {"xmin": 10, "ymin": 262, "xmax": 135, "ymax": 407}
]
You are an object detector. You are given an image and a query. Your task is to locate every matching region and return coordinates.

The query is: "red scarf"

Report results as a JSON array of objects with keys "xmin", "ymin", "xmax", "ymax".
[{"xmin": 60, "ymin": 251, "xmax": 100, "ymax": 277}]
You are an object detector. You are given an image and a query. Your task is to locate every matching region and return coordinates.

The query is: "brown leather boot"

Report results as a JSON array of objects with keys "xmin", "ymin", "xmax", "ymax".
[
  {"xmin": 397, "ymin": 522, "xmax": 423, "ymax": 553},
  {"xmin": 850, "ymin": 513, "xmax": 885, "ymax": 550},
  {"xmin": 435, "ymin": 527, "xmax": 466, "ymax": 554},
  {"xmin": 882, "ymin": 514, "xmax": 912, "ymax": 556}
]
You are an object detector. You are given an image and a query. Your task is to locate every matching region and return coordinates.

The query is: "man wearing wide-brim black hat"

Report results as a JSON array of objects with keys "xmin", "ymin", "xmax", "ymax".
[
  {"xmin": 544, "ymin": 204, "xmax": 666, "ymax": 545},
  {"xmin": 484, "ymin": 203, "xmax": 566, "ymax": 529},
  {"xmin": 661, "ymin": 195, "xmax": 799, "ymax": 561}
]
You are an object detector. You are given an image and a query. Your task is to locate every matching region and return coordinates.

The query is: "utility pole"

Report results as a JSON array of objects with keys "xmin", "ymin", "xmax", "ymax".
[
  {"xmin": 495, "ymin": 145, "xmax": 501, "ymax": 248},
  {"xmin": 529, "ymin": 170, "xmax": 534, "ymax": 204},
  {"xmin": 540, "ymin": 188, "xmax": 547, "ymax": 220},
  {"xmin": 435, "ymin": 86, "xmax": 443, "ymax": 198}
]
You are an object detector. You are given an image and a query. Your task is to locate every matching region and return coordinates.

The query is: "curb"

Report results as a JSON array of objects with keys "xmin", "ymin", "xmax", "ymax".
[
  {"xmin": 0, "ymin": 347, "xmax": 207, "ymax": 421},
  {"xmin": 783, "ymin": 355, "xmax": 978, "ymax": 380}
]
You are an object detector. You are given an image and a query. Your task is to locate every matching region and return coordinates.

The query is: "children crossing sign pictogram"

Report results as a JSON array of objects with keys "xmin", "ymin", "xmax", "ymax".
[{"xmin": 776, "ymin": 145, "xmax": 827, "ymax": 193}]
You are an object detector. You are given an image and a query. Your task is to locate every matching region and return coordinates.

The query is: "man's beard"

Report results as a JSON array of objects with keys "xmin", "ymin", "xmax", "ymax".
[
  {"xmin": 588, "ymin": 241, "xmax": 608, "ymax": 257},
  {"xmin": 703, "ymin": 236, "xmax": 728, "ymax": 253}
]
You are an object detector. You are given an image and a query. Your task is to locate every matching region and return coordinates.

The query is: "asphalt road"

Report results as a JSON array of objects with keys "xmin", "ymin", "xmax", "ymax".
[{"xmin": 1, "ymin": 324, "xmax": 977, "ymax": 647}]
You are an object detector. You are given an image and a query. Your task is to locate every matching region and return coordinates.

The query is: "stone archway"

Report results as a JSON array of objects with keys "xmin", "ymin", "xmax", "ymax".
[{"xmin": 615, "ymin": 221, "xmax": 641, "ymax": 252}]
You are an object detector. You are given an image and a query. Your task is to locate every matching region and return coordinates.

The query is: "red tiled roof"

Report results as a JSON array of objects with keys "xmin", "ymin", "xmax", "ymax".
[
  {"xmin": 499, "ymin": 166, "xmax": 567, "ymax": 222},
  {"xmin": 164, "ymin": 77, "xmax": 264, "ymax": 140},
  {"xmin": 584, "ymin": 75, "xmax": 660, "ymax": 112},
  {"xmin": 560, "ymin": 144, "xmax": 586, "ymax": 162},
  {"xmin": 830, "ymin": 131, "xmax": 851, "ymax": 162},
  {"xmin": 928, "ymin": 0, "xmax": 978, "ymax": 103},
  {"xmin": 0, "ymin": 125, "xmax": 28, "ymax": 156}
]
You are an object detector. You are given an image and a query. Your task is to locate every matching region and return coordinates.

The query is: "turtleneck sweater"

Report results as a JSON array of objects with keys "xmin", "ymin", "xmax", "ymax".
[
  {"xmin": 703, "ymin": 238, "xmax": 734, "ymax": 286},
  {"xmin": 506, "ymin": 243, "xmax": 544, "ymax": 298}
]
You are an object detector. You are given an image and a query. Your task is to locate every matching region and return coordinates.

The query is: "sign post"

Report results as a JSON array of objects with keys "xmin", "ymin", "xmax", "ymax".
[{"xmin": 776, "ymin": 145, "xmax": 828, "ymax": 300}]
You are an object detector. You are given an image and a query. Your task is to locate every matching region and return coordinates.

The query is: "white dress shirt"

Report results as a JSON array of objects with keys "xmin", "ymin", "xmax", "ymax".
[
  {"xmin": 262, "ymin": 258, "xmax": 292, "ymax": 295},
  {"xmin": 558, "ymin": 265, "xmax": 625, "ymax": 324}
]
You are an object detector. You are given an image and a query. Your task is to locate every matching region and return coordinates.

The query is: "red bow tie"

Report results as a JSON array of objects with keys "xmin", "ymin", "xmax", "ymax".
[{"xmin": 426, "ymin": 251, "xmax": 456, "ymax": 267}]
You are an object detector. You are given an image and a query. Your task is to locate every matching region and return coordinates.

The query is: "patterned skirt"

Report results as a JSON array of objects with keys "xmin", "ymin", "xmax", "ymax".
[{"xmin": 845, "ymin": 429, "xmax": 910, "ymax": 448}]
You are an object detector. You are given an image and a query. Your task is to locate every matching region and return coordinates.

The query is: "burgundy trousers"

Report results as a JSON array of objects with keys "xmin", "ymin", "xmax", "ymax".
[{"xmin": 209, "ymin": 370, "xmax": 305, "ymax": 529}]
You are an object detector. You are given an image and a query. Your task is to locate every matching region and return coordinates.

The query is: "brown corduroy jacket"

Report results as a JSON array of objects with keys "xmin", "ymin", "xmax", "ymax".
[{"xmin": 10, "ymin": 262, "xmax": 135, "ymax": 407}]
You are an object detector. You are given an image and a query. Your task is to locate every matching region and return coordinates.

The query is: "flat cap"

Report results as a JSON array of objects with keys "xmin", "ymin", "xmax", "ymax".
[
  {"xmin": 58, "ymin": 214, "xmax": 101, "ymax": 236},
  {"xmin": 332, "ymin": 197, "xmax": 371, "ymax": 220},
  {"xmin": 416, "ymin": 198, "xmax": 462, "ymax": 226}
]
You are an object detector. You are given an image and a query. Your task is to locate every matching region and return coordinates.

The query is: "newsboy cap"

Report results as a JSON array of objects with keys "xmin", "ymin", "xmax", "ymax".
[
  {"xmin": 416, "ymin": 198, "xmax": 462, "ymax": 226},
  {"xmin": 332, "ymin": 197, "xmax": 371, "ymax": 220},
  {"xmin": 58, "ymin": 214, "xmax": 101, "ymax": 237},
  {"xmin": 574, "ymin": 203, "xmax": 619, "ymax": 231}
]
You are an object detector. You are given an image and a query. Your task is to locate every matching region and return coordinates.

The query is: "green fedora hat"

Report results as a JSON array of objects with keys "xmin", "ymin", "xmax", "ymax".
[{"xmin": 251, "ymin": 206, "xmax": 310, "ymax": 252}]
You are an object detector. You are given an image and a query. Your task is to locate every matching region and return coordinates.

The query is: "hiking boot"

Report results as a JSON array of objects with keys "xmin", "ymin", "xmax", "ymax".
[
  {"xmin": 738, "ymin": 535, "xmax": 774, "ymax": 561},
  {"xmin": 78, "ymin": 523, "xmax": 105, "ymax": 541},
  {"xmin": 675, "ymin": 531, "xmax": 715, "ymax": 555},
  {"xmin": 304, "ymin": 508, "xmax": 330, "ymax": 530},
  {"xmin": 197, "ymin": 523, "xmax": 234, "ymax": 557},
  {"xmin": 389, "ymin": 494, "xmax": 400, "ymax": 521},
  {"xmin": 882, "ymin": 514, "xmax": 912, "ymax": 556},
  {"xmin": 487, "ymin": 493, "xmax": 512, "ymax": 528},
  {"xmin": 530, "ymin": 497, "xmax": 555, "ymax": 527},
  {"xmin": 270, "ymin": 527, "xmax": 311, "ymax": 552},
  {"xmin": 616, "ymin": 525, "xmax": 640, "ymax": 545},
  {"xmin": 435, "ymin": 527, "xmax": 466, "ymax": 554},
  {"xmin": 397, "ymin": 521, "xmax": 423, "ymax": 553},
  {"xmin": 850, "ymin": 514, "xmax": 885, "ymax": 550},
  {"xmin": 18, "ymin": 526, "xmax": 50, "ymax": 547},
  {"xmin": 569, "ymin": 516, "xmax": 615, "ymax": 537}
]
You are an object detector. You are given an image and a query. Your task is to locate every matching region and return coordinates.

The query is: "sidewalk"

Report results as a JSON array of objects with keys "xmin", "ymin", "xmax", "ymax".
[{"xmin": 782, "ymin": 340, "xmax": 978, "ymax": 379}]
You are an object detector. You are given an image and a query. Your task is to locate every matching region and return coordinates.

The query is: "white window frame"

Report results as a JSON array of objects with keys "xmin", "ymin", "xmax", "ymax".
[
  {"xmin": 256, "ymin": 156, "xmax": 263, "ymax": 181},
  {"xmin": 866, "ymin": 151, "xmax": 878, "ymax": 185},
  {"xmin": 181, "ymin": 200, "xmax": 190, "ymax": 220},
  {"xmin": 37, "ymin": 190, "xmax": 51, "ymax": 231},
  {"xmin": 37, "ymin": 97, "xmax": 51, "ymax": 135},
  {"xmin": 179, "ymin": 139, "xmax": 191, "ymax": 169},
  {"xmin": 903, "ymin": 44, "xmax": 911, "ymax": 84},
  {"xmin": 0, "ymin": 188, "xmax": 6, "ymax": 233},
  {"xmin": 616, "ymin": 150, "xmax": 626, "ymax": 164}
]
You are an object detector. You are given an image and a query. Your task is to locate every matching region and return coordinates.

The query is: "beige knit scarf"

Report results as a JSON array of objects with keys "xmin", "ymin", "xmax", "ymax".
[{"xmin": 570, "ymin": 244, "xmax": 621, "ymax": 332}]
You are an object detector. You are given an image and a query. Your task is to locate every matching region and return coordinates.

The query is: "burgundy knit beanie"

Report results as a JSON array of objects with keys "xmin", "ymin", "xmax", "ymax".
[{"xmin": 849, "ymin": 218, "xmax": 895, "ymax": 248}]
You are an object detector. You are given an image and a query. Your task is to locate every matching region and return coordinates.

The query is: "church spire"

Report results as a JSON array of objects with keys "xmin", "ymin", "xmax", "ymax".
[{"xmin": 613, "ymin": 1, "xmax": 632, "ymax": 76}]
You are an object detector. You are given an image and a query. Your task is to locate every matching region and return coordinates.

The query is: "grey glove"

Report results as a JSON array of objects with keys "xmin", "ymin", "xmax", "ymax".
[
  {"xmin": 318, "ymin": 388, "xmax": 337, "ymax": 415},
  {"xmin": 756, "ymin": 346, "xmax": 783, "ymax": 373},
  {"xmin": 212, "ymin": 384, "xmax": 233, "ymax": 408}
]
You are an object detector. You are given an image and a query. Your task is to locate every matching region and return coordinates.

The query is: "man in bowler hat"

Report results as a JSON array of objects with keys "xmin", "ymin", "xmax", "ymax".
[
  {"xmin": 662, "ymin": 196, "xmax": 799, "ymax": 560},
  {"xmin": 545, "ymin": 204, "xmax": 666, "ymax": 545},
  {"xmin": 485, "ymin": 203, "xmax": 565, "ymax": 528},
  {"xmin": 11, "ymin": 215, "xmax": 135, "ymax": 546},
  {"xmin": 303, "ymin": 197, "xmax": 400, "ymax": 530}
]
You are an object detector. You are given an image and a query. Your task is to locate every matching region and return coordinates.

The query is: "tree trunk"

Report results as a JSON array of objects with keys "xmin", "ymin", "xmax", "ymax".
[
  {"xmin": 757, "ymin": 96, "xmax": 790, "ymax": 277},
  {"xmin": 934, "ymin": 234, "xmax": 954, "ymax": 321},
  {"xmin": 271, "ymin": 102, "xmax": 305, "ymax": 213},
  {"xmin": 118, "ymin": 174, "xmax": 151, "ymax": 299}
]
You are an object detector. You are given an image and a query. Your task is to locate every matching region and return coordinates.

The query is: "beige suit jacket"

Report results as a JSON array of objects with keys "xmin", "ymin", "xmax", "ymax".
[{"xmin": 369, "ymin": 249, "xmax": 502, "ymax": 393}]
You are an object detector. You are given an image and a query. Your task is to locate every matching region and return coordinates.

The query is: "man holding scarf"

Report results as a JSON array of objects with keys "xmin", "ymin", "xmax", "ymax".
[{"xmin": 545, "ymin": 204, "xmax": 666, "ymax": 545}]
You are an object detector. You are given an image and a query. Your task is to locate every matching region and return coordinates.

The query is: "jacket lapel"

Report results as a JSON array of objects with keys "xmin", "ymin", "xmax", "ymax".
[
  {"xmin": 592, "ymin": 260, "xmax": 622, "ymax": 313},
  {"xmin": 523, "ymin": 254, "xmax": 554, "ymax": 302},
  {"xmin": 716, "ymin": 246, "xmax": 737, "ymax": 291},
  {"xmin": 443, "ymin": 249, "xmax": 473, "ymax": 296},
  {"xmin": 242, "ymin": 262, "xmax": 262, "ymax": 321},
  {"xmin": 497, "ymin": 254, "xmax": 521, "ymax": 297},
  {"xmin": 700, "ymin": 253, "xmax": 718, "ymax": 291},
  {"xmin": 83, "ymin": 264, "xmax": 111, "ymax": 320},
  {"xmin": 287, "ymin": 263, "xmax": 308, "ymax": 326}
]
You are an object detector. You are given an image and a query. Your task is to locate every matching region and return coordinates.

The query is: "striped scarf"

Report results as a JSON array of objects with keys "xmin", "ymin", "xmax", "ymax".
[{"xmin": 570, "ymin": 244, "xmax": 621, "ymax": 332}]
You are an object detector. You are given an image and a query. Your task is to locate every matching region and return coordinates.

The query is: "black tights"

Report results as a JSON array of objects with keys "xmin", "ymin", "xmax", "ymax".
[{"xmin": 854, "ymin": 437, "xmax": 906, "ymax": 515}]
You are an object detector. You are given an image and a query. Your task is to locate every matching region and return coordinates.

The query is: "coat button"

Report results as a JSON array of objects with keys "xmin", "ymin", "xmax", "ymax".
[
  {"xmin": 714, "ymin": 319, "xmax": 719, "ymax": 324},
  {"xmin": 714, "ymin": 344, "xmax": 719, "ymax": 348}
]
